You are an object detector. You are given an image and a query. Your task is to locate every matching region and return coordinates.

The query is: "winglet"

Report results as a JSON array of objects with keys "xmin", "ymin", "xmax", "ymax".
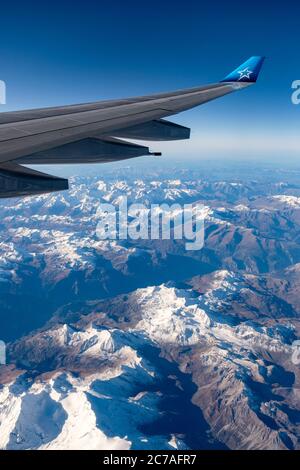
[{"xmin": 220, "ymin": 56, "xmax": 265, "ymax": 83}]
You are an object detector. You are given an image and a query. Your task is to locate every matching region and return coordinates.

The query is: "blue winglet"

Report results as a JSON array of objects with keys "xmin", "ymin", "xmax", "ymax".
[{"xmin": 220, "ymin": 56, "xmax": 265, "ymax": 83}]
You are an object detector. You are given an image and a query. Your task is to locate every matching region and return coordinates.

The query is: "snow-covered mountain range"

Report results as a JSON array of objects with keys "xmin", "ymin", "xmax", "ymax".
[{"xmin": 0, "ymin": 163, "xmax": 299, "ymax": 449}]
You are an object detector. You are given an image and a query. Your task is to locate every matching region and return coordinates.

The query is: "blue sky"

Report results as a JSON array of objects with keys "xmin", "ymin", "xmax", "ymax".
[{"xmin": 0, "ymin": 0, "xmax": 299, "ymax": 162}]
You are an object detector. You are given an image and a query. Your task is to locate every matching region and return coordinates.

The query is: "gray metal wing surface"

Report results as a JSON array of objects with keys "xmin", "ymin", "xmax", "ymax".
[{"xmin": 0, "ymin": 56, "xmax": 264, "ymax": 197}]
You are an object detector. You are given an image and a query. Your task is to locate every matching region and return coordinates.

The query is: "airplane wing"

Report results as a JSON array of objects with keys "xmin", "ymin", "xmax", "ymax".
[{"xmin": 0, "ymin": 56, "xmax": 265, "ymax": 198}]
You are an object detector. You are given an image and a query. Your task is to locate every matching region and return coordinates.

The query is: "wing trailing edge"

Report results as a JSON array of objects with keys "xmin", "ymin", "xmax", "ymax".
[
  {"xmin": 17, "ymin": 137, "xmax": 152, "ymax": 165},
  {"xmin": 0, "ymin": 162, "xmax": 68, "ymax": 198},
  {"xmin": 112, "ymin": 119, "xmax": 191, "ymax": 141}
]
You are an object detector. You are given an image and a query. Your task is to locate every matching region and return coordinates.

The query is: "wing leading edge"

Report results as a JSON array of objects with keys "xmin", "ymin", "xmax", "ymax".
[{"xmin": 0, "ymin": 56, "xmax": 265, "ymax": 198}]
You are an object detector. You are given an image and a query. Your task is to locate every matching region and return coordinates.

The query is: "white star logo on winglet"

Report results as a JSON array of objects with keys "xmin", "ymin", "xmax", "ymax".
[{"xmin": 237, "ymin": 67, "xmax": 253, "ymax": 80}]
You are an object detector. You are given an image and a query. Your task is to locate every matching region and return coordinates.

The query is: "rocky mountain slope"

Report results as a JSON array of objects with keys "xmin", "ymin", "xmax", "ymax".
[{"xmin": 1, "ymin": 277, "xmax": 299, "ymax": 449}]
